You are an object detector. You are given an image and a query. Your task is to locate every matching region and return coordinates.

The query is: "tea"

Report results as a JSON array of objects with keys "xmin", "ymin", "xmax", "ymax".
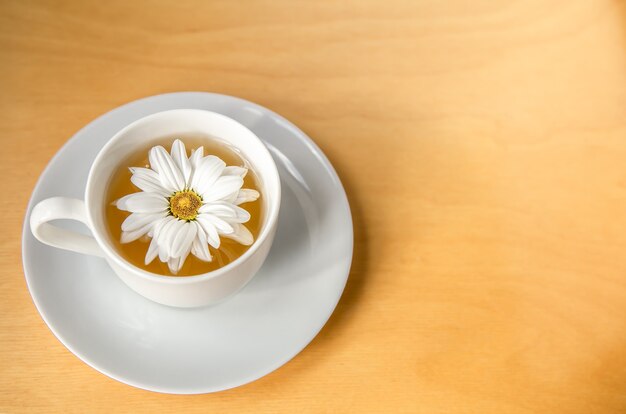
[{"xmin": 104, "ymin": 136, "xmax": 263, "ymax": 277}]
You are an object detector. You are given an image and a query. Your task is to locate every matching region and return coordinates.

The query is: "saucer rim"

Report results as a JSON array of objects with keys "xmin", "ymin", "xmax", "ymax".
[{"xmin": 21, "ymin": 92, "xmax": 353, "ymax": 394}]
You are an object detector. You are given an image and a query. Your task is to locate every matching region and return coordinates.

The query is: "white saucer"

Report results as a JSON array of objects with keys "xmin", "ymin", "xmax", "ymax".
[{"xmin": 22, "ymin": 92, "xmax": 353, "ymax": 394}]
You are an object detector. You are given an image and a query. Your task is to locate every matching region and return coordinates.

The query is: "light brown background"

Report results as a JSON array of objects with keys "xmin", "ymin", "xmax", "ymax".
[{"xmin": 2, "ymin": 0, "xmax": 626, "ymax": 413}]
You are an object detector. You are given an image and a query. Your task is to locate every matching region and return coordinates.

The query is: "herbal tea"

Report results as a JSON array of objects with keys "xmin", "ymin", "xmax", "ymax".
[{"xmin": 104, "ymin": 136, "xmax": 263, "ymax": 277}]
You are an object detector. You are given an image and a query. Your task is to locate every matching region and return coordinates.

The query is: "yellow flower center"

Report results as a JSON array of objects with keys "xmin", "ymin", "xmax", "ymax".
[{"xmin": 169, "ymin": 190, "xmax": 202, "ymax": 221}]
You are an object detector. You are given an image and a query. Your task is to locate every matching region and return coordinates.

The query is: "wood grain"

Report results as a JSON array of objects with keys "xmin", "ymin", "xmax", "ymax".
[{"xmin": 2, "ymin": 0, "xmax": 626, "ymax": 412}]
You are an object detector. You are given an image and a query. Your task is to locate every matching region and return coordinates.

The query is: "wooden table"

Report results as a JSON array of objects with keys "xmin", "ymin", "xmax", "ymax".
[{"xmin": 2, "ymin": 1, "xmax": 626, "ymax": 412}]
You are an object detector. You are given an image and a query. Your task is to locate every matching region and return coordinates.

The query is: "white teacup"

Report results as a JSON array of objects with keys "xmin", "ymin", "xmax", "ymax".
[{"xmin": 29, "ymin": 109, "xmax": 281, "ymax": 308}]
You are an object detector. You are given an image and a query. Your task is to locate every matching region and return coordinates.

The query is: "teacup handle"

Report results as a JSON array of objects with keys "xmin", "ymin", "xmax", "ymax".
[{"xmin": 30, "ymin": 197, "xmax": 105, "ymax": 258}]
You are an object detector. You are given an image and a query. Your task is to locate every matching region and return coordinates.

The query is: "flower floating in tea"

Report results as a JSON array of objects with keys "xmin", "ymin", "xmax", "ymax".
[{"xmin": 115, "ymin": 139, "xmax": 259, "ymax": 274}]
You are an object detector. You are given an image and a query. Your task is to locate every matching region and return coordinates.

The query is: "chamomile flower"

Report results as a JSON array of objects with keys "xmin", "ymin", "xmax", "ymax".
[{"xmin": 115, "ymin": 139, "xmax": 259, "ymax": 274}]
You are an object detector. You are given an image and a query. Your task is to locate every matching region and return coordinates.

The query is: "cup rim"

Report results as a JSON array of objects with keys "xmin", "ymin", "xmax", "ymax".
[{"xmin": 84, "ymin": 109, "xmax": 281, "ymax": 284}]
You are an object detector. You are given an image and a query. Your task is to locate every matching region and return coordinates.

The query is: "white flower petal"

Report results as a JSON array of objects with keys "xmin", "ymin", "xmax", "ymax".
[
  {"xmin": 116, "ymin": 192, "xmax": 168, "ymax": 213},
  {"xmin": 222, "ymin": 223, "xmax": 254, "ymax": 246},
  {"xmin": 189, "ymin": 147, "xmax": 204, "ymax": 171},
  {"xmin": 191, "ymin": 156, "xmax": 225, "ymax": 196},
  {"xmin": 157, "ymin": 217, "xmax": 179, "ymax": 262},
  {"xmin": 145, "ymin": 234, "xmax": 160, "ymax": 265},
  {"xmin": 170, "ymin": 139, "xmax": 192, "ymax": 186},
  {"xmin": 202, "ymin": 176, "xmax": 244, "ymax": 203},
  {"xmin": 120, "ymin": 222, "xmax": 153, "ymax": 243},
  {"xmin": 167, "ymin": 257, "xmax": 178, "ymax": 274},
  {"xmin": 231, "ymin": 205, "xmax": 251, "ymax": 223},
  {"xmin": 181, "ymin": 247, "xmax": 190, "ymax": 263},
  {"xmin": 235, "ymin": 189, "xmax": 260, "ymax": 205},
  {"xmin": 200, "ymin": 202, "xmax": 250, "ymax": 223},
  {"xmin": 198, "ymin": 213, "xmax": 234, "ymax": 235},
  {"xmin": 170, "ymin": 221, "xmax": 197, "ymax": 258},
  {"xmin": 145, "ymin": 216, "xmax": 176, "ymax": 265},
  {"xmin": 158, "ymin": 243, "xmax": 169, "ymax": 262},
  {"xmin": 149, "ymin": 145, "xmax": 185, "ymax": 191},
  {"xmin": 121, "ymin": 212, "xmax": 167, "ymax": 232},
  {"xmin": 168, "ymin": 249, "xmax": 189, "ymax": 274},
  {"xmin": 196, "ymin": 215, "xmax": 221, "ymax": 248},
  {"xmin": 225, "ymin": 191, "xmax": 238, "ymax": 204},
  {"xmin": 222, "ymin": 166, "xmax": 247, "ymax": 178},
  {"xmin": 129, "ymin": 167, "xmax": 170, "ymax": 196},
  {"xmin": 199, "ymin": 202, "xmax": 236, "ymax": 218},
  {"xmin": 191, "ymin": 222, "xmax": 213, "ymax": 262},
  {"xmin": 152, "ymin": 215, "xmax": 174, "ymax": 240}
]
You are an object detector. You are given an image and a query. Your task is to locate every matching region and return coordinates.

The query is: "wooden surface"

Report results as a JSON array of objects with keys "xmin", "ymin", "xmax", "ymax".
[{"xmin": 1, "ymin": 0, "xmax": 626, "ymax": 412}]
